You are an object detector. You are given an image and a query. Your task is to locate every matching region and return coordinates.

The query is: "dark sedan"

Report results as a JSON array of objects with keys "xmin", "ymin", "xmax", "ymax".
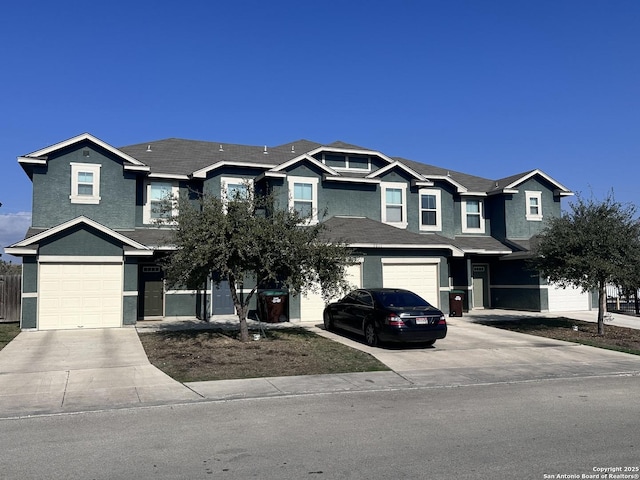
[{"xmin": 323, "ymin": 288, "xmax": 447, "ymax": 347}]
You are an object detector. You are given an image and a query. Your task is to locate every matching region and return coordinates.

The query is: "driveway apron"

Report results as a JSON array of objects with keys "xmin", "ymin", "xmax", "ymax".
[
  {"xmin": 309, "ymin": 312, "xmax": 640, "ymax": 388},
  {"xmin": 0, "ymin": 328, "xmax": 201, "ymax": 418}
]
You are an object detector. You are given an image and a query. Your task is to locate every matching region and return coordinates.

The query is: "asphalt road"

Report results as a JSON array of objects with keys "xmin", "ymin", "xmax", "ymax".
[{"xmin": 2, "ymin": 374, "xmax": 638, "ymax": 480}]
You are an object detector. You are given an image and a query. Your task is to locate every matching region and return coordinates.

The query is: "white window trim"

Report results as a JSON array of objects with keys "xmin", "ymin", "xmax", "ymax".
[
  {"xmin": 381, "ymin": 181, "xmax": 408, "ymax": 229},
  {"xmin": 70, "ymin": 162, "xmax": 101, "ymax": 204},
  {"xmin": 288, "ymin": 176, "xmax": 319, "ymax": 225},
  {"xmin": 525, "ymin": 190, "xmax": 543, "ymax": 221},
  {"xmin": 461, "ymin": 198, "xmax": 485, "ymax": 233},
  {"xmin": 143, "ymin": 181, "xmax": 179, "ymax": 224},
  {"xmin": 220, "ymin": 176, "xmax": 253, "ymax": 202},
  {"xmin": 419, "ymin": 188, "xmax": 442, "ymax": 231}
]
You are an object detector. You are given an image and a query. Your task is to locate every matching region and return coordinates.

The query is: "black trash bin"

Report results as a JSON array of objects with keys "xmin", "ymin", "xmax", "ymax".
[
  {"xmin": 258, "ymin": 290, "xmax": 288, "ymax": 323},
  {"xmin": 449, "ymin": 290, "xmax": 465, "ymax": 317}
]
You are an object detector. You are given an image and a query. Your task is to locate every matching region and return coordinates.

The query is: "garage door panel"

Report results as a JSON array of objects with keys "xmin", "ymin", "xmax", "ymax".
[
  {"xmin": 383, "ymin": 262, "xmax": 439, "ymax": 307},
  {"xmin": 300, "ymin": 263, "xmax": 362, "ymax": 323},
  {"xmin": 38, "ymin": 262, "xmax": 123, "ymax": 330},
  {"xmin": 548, "ymin": 284, "xmax": 590, "ymax": 312}
]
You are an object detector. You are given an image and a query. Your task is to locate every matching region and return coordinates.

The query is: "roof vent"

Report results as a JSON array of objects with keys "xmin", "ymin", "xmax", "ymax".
[
  {"xmin": 446, "ymin": 171, "xmax": 450, "ymax": 177},
  {"xmin": 291, "ymin": 145, "xmax": 295, "ymax": 154},
  {"xmin": 263, "ymin": 146, "xmax": 268, "ymax": 155},
  {"xmin": 219, "ymin": 144, "xmax": 224, "ymax": 152},
  {"xmin": 146, "ymin": 145, "xmax": 152, "ymax": 152}
]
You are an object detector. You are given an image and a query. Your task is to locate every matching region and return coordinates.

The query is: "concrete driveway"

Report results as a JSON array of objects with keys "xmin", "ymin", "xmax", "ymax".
[
  {"xmin": 0, "ymin": 328, "xmax": 201, "ymax": 418},
  {"xmin": 309, "ymin": 310, "xmax": 640, "ymax": 387}
]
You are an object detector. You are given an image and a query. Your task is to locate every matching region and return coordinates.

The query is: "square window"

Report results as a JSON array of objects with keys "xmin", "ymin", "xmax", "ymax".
[{"xmin": 70, "ymin": 163, "xmax": 101, "ymax": 204}]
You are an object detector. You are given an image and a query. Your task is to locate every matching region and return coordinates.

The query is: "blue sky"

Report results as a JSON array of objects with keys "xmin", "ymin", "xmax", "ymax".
[{"xmin": 1, "ymin": 0, "xmax": 639, "ymax": 261}]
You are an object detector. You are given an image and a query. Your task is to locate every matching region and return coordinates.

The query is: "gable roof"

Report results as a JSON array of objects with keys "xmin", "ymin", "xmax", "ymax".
[
  {"xmin": 6, "ymin": 216, "xmax": 151, "ymax": 254},
  {"xmin": 22, "ymin": 133, "xmax": 572, "ymax": 198},
  {"xmin": 18, "ymin": 133, "xmax": 149, "ymax": 176}
]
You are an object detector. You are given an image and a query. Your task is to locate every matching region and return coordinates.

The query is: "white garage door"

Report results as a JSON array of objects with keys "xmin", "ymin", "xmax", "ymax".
[
  {"xmin": 382, "ymin": 260, "xmax": 439, "ymax": 307},
  {"xmin": 39, "ymin": 261, "xmax": 123, "ymax": 330},
  {"xmin": 547, "ymin": 283, "xmax": 590, "ymax": 312},
  {"xmin": 299, "ymin": 263, "xmax": 363, "ymax": 323}
]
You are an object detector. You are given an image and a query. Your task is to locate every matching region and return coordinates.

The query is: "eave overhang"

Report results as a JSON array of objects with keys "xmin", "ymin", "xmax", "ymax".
[{"xmin": 192, "ymin": 161, "xmax": 276, "ymax": 179}]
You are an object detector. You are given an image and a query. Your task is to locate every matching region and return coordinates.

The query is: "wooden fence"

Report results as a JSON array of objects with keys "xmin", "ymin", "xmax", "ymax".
[{"xmin": 0, "ymin": 275, "xmax": 21, "ymax": 323}]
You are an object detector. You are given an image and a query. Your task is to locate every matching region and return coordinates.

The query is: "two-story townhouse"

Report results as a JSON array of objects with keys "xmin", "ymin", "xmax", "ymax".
[{"xmin": 6, "ymin": 133, "xmax": 587, "ymax": 331}]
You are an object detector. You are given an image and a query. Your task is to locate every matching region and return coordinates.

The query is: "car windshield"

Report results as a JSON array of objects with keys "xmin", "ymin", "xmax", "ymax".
[{"xmin": 375, "ymin": 291, "xmax": 431, "ymax": 308}]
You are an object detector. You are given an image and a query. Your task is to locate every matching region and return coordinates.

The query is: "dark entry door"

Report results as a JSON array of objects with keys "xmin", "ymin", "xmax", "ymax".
[
  {"xmin": 140, "ymin": 266, "xmax": 164, "ymax": 318},
  {"xmin": 212, "ymin": 281, "xmax": 235, "ymax": 315}
]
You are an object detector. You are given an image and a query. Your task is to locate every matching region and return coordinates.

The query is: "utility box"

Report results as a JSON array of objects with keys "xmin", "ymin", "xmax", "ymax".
[
  {"xmin": 449, "ymin": 290, "xmax": 465, "ymax": 317},
  {"xmin": 258, "ymin": 290, "xmax": 288, "ymax": 323}
]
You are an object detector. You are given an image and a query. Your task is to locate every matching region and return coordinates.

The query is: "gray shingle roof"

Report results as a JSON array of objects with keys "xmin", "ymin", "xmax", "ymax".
[
  {"xmin": 320, "ymin": 216, "xmax": 456, "ymax": 248},
  {"xmin": 452, "ymin": 236, "xmax": 513, "ymax": 253}
]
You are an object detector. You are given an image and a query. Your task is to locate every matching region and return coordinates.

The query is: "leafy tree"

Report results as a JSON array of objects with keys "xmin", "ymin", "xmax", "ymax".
[
  {"xmin": 161, "ymin": 188, "xmax": 354, "ymax": 341},
  {"xmin": 529, "ymin": 193, "xmax": 640, "ymax": 335}
]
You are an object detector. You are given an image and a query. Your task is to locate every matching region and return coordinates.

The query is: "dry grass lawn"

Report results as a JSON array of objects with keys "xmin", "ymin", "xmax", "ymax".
[
  {"xmin": 0, "ymin": 322, "xmax": 20, "ymax": 351},
  {"xmin": 139, "ymin": 327, "xmax": 389, "ymax": 382}
]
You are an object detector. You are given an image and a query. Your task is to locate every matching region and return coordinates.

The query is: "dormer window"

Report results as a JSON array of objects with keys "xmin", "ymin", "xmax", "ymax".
[
  {"xmin": 70, "ymin": 163, "xmax": 101, "ymax": 204},
  {"xmin": 321, "ymin": 153, "xmax": 371, "ymax": 172},
  {"xmin": 462, "ymin": 199, "xmax": 485, "ymax": 233},
  {"xmin": 525, "ymin": 191, "xmax": 543, "ymax": 221}
]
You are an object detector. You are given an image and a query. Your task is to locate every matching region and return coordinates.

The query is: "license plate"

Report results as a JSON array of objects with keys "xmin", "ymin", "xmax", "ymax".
[{"xmin": 416, "ymin": 317, "xmax": 429, "ymax": 324}]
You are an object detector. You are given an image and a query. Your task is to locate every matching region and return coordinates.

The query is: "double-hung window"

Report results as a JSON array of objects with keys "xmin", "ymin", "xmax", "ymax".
[
  {"xmin": 381, "ymin": 182, "xmax": 407, "ymax": 228},
  {"xmin": 462, "ymin": 198, "xmax": 485, "ymax": 233},
  {"xmin": 70, "ymin": 163, "xmax": 101, "ymax": 204},
  {"xmin": 525, "ymin": 191, "xmax": 543, "ymax": 221},
  {"xmin": 144, "ymin": 181, "xmax": 177, "ymax": 223},
  {"xmin": 221, "ymin": 177, "xmax": 252, "ymax": 202},
  {"xmin": 419, "ymin": 189, "xmax": 441, "ymax": 231},
  {"xmin": 288, "ymin": 176, "xmax": 319, "ymax": 224}
]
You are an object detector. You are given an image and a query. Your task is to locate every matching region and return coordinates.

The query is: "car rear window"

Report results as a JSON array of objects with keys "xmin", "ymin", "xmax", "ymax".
[{"xmin": 375, "ymin": 291, "xmax": 430, "ymax": 308}]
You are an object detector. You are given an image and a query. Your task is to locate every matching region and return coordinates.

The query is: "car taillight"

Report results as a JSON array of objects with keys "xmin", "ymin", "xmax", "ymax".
[
  {"xmin": 385, "ymin": 313, "xmax": 405, "ymax": 326},
  {"xmin": 438, "ymin": 315, "xmax": 447, "ymax": 325}
]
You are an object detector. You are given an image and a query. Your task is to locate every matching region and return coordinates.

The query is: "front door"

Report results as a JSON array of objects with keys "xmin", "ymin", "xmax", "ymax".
[
  {"xmin": 140, "ymin": 266, "xmax": 164, "ymax": 318},
  {"xmin": 472, "ymin": 264, "xmax": 490, "ymax": 309},
  {"xmin": 212, "ymin": 280, "xmax": 235, "ymax": 315}
]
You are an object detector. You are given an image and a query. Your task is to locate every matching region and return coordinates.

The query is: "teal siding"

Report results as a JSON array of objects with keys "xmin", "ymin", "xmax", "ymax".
[
  {"xmin": 123, "ymin": 296, "xmax": 138, "ymax": 325},
  {"xmin": 165, "ymin": 292, "xmax": 203, "ymax": 317},
  {"xmin": 38, "ymin": 225, "xmax": 123, "ymax": 257},
  {"xmin": 22, "ymin": 256, "xmax": 38, "ymax": 293},
  {"xmin": 32, "ymin": 141, "xmax": 137, "ymax": 229},
  {"xmin": 323, "ymin": 182, "xmax": 379, "ymax": 220},
  {"xmin": 21, "ymin": 297, "xmax": 37, "ymax": 329},
  {"xmin": 123, "ymin": 259, "xmax": 138, "ymax": 292},
  {"xmin": 504, "ymin": 177, "xmax": 562, "ymax": 239}
]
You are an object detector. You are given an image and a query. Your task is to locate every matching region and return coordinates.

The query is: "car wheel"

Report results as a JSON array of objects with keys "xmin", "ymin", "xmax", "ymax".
[
  {"xmin": 364, "ymin": 322, "xmax": 379, "ymax": 347},
  {"xmin": 323, "ymin": 311, "xmax": 334, "ymax": 331}
]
